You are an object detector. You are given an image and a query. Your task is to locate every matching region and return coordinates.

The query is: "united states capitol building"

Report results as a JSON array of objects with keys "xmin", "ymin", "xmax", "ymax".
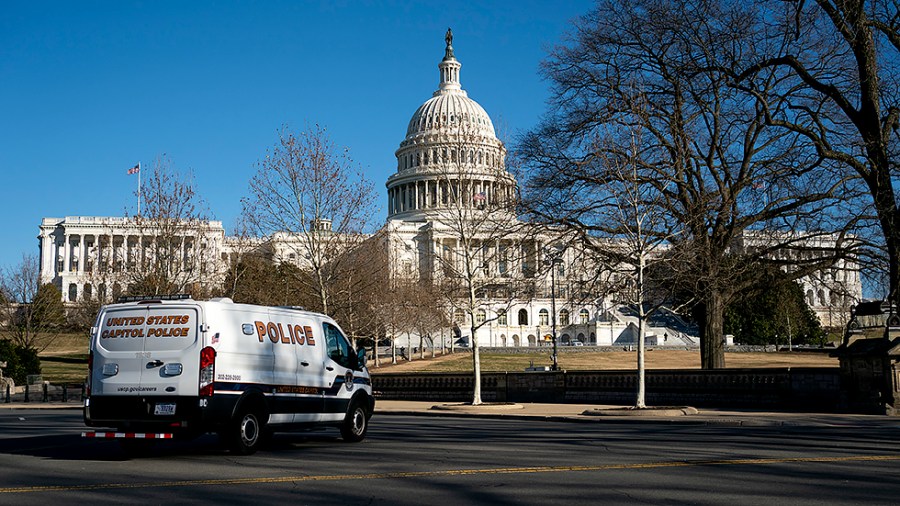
[{"xmin": 37, "ymin": 32, "xmax": 862, "ymax": 347}]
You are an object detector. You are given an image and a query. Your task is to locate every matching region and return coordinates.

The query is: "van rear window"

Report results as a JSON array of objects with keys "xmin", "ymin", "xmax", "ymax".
[{"xmin": 98, "ymin": 306, "xmax": 198, "ymax": 352}]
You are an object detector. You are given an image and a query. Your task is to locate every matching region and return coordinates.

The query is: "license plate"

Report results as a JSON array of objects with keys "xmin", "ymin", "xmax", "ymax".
[{"xmin": 154, "ymin": 403, "xmax": 176, "ymax": 416}]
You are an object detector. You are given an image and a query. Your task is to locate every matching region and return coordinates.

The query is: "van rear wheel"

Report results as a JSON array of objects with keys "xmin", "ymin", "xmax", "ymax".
[
  {"xmin": 227, "ymin": 406, "xmax": 265, "ymax": 455},
  {"xmin": 340, "ymin": 401, "xmax": 368, "ymax": 442}
]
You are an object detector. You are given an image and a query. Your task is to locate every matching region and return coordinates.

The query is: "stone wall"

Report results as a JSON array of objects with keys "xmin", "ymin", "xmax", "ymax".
[{"xmin": 372, "ymin": 368, "xmax": 842, "ymax": 411}]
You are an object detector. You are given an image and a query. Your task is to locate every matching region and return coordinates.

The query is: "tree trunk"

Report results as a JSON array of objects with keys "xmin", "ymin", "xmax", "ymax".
[
  {"xmin": 636, "ymin": 314, "xmax": 646, "ymax": 409},
  {"xmin": 699, "ymin": 292, "xmax": 726, "ymax": 369},
  {"xmin": 471, "ymin": 323, "xmax": 482, "ymax": 405}
]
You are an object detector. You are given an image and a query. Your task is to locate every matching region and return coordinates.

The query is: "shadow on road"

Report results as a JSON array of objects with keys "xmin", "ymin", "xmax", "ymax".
[{"xmin": 0, "ymin": 430, "xmax": 355, "ymax": 461}]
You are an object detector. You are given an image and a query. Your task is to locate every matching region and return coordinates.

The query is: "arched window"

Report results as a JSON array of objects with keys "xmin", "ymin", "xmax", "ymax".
[
  {"xmin": 579, "ymin": 309, "xmax": 590, "ymax": 324},
  {"xmin": 539, "ymin": 309, "xmax": 549, "ymax": 326},
  {"xmin": 559, "ymin": 309, "xmax": 570, "ymax": 326},
  {"xmin": 83, "ymin": 283, "xmax": 93, "ymax": 301},
  {"xmin": 498, "ymin": 310, "xmax": 507, "ymax": 326},
  {"xmin": 476, "ymin": 310, "xmax": 486, "ymax": 324},
  {"xmin": 453, "ymin": 309, "xmax": 465, "ymax": 323},
  {"xmin": 518, "ymin": 309, "xmax": 528, "ymax": 325},
  {"xmin": 68, "ymin": 283, "xmax": 77, "ymax": 302}
]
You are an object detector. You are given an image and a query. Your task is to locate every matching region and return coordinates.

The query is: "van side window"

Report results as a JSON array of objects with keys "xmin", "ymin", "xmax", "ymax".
[{"xmin": 323, "ymin": 322, "xmax": 355, "ymax": 369}]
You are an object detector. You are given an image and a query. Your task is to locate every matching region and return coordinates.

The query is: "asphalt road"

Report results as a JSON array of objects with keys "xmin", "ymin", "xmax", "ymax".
[{"xmin": 0, "ymin": 409, "xmax": 898, "ymax": 505}]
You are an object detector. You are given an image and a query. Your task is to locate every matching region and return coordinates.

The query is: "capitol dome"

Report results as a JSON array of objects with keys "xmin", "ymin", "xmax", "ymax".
[
  {"xmin": 405, "ymin": 87, "xmax": 496, "ymax": 139},
  {"xmin": 387, "ymin": 29, "xmax": 515, "ymax": 221}
]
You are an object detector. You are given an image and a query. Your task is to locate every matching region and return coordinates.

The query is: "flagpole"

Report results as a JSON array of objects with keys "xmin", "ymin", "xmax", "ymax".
[{"xmin": 137, "ymin": 162, "xmax": 142, "ymax": 217}]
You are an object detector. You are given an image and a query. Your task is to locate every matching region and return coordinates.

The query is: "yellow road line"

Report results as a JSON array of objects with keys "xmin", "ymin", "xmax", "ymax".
[{"xmin": 2, "ymin": 454, "xmax": 899, "ymax": 494}]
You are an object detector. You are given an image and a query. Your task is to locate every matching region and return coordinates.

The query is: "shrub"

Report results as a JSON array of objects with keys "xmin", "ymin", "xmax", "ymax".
[{"xmin": 0, "ymin": 339, "xmax": 41, "ymax": 385}]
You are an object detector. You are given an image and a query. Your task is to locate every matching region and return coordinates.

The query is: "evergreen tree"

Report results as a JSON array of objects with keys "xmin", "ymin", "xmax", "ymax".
[{"xmin": 725, "ymin": 271, "xmax": 825, "ymax": 346}]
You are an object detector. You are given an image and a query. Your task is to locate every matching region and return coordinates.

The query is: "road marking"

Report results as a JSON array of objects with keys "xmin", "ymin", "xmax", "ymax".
[{"xmin": 2, "ymin": 454, "xmax": 899, "ymax": 494}]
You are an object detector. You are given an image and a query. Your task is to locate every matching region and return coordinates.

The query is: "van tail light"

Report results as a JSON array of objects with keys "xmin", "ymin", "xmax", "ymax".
[
  {"xmin": 199, "ymin": 346, "xmax": 216, "ymax": 397},
  {"xmin": 86, "ymin": 351, "xmax": 94, "ymax": 397}
]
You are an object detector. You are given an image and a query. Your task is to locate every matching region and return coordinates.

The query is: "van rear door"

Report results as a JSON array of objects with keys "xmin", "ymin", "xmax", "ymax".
[{"xmin": 92, "ymin": 303, "xmax": 201, "ymax": 397}]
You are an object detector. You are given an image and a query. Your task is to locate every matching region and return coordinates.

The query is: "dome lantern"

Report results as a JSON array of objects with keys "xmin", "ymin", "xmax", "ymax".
[{"xmin": 438, "ymin": 28, "xmax": 462, "ymax": 93}]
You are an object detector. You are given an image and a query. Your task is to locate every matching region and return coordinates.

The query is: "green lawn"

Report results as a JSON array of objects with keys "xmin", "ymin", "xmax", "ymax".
[{"xmin": 39, "ymin": 354, "xmax": 89, "ymax": 383}]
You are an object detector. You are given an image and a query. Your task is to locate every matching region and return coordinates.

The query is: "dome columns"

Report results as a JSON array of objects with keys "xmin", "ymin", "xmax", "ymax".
[{"xmin": 387, "ymin": 176, "xmax": 515, "ymax": 218}]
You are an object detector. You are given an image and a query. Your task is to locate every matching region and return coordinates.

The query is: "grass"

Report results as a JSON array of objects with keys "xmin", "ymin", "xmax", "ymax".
[
  {"xmin": 22, "ymin": 329, "xmax": 840, "ymax": 382},
  {"xmin": 18, "ymin": 331, "xmax": 91, "ymax": 384},
  {"xmin": 38, "ymin": 354, "xmax": 90, "ymax": 383}
]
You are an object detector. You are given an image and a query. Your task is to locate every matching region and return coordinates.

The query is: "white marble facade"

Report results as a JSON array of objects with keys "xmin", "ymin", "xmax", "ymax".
[{"xmin": 38, "ymin": 216, "xmax": 227, "ymax": 303}]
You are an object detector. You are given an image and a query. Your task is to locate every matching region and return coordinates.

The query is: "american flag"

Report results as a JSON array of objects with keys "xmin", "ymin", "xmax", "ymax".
[
  {"xmin": 473, "ymin": 192, "xmax": 486, "ymax": 202},
  {"xmin": 127, "ymin": 163, "xmax": 140, "ymax": 175}
]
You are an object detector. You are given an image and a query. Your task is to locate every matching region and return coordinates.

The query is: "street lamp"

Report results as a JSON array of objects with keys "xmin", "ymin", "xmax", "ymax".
[{"xmin": 543, "ymin": 247, "xmax": 563, "ymax": 371}]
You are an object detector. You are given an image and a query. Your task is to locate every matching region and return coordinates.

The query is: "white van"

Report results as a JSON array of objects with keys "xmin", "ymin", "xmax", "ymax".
[{"xmin": 83, "ymin": 295, "xmax": 374, "ymax": 454}]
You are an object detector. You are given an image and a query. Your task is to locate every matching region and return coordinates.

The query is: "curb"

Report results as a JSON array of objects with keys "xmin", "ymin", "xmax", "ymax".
[
  {"xmin": 0, "ymin": 403, "xmax": 82, "ymax": 410},
  {"xmin": 582, "ymin": 406, "xmax": 699, "ymax": 417},
  {"xmin": 372, "ymin": 409, "xmax": 801, "ymax": 427}
]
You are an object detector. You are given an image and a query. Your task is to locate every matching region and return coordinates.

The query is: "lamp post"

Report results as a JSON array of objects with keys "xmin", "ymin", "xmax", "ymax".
[{"xmin": 544, "ymin": 248, "xmax": 563, "ymax": 371}]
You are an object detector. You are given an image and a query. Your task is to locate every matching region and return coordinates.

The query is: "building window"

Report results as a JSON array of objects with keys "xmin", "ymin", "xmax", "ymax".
[
  {"xmin": 539, "ymin": 309, "xmax": 549, "ymax": 326},
  {"xmin": 579, "ymin": 309, "xmax": 589, "ymax": 324},
  {"xmin": 476, "ymin": 310, "xmax": 486, "ymax": 324},
  {"xmin": 498, "ymin": 310, "xmax": 507, "ymax": 326},
  {"xmin": 559, "ymin": 309, "xmax": 570, "ymax": 326},
  {"xmin": 518, "ymin": 309, "xmax": 528, "ymax": 326}
]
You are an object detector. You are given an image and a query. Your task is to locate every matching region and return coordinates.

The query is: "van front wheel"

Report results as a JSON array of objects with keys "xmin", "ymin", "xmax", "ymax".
[
  {"xmin": 227, "ymin": 406, "xmax": 265, "ymax": 455},
  {"xmin": 340, "ymin": 401, "xmax": 368, "ymax": 442}
]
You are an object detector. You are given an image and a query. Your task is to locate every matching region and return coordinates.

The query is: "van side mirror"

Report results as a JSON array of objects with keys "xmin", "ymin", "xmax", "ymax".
[{"xmin": 357, "ymin": 348, "xmax": 367, "ymax": 368}]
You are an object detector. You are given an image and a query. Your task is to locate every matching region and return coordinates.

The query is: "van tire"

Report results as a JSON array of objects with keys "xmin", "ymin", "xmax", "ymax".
[
  {"xmin": 227, "ymin": 406, "xmax": 265, "ymax": 455},
  {"xmin": 340, "ymin": 400, "xmax": 368, "ymax": 442}
]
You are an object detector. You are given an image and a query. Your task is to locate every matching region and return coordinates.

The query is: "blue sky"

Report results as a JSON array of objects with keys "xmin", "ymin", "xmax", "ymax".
[{"xmin": 0, "ymin": 0, "xmax": 592, "ymax": 271}]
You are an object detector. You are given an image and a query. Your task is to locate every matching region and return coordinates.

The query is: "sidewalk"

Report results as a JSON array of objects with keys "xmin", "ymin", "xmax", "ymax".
[
  {"xmin": 2, "ymin": 399, "xmax": 896, "ymax": 427},
  {"xmin": 374, "ymin": 400, "xmax": 900, "ymax": 427}
]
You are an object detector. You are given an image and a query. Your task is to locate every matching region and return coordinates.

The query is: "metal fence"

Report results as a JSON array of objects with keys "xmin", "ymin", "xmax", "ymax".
[{"xmin": 3, "ymin": 382, "xmax": 85, "ymax": 404}]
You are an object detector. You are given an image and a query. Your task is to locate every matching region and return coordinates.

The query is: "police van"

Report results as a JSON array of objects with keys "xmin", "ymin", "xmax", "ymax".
[{"xmin": 83, "ymin": 295, "xmax": 374, "ymax": 454}]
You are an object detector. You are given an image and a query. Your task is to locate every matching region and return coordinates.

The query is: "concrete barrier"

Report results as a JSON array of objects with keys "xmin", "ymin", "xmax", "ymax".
[{"xmin": 372, "ymin": 368, "xmax": 842, "ymax": 411}]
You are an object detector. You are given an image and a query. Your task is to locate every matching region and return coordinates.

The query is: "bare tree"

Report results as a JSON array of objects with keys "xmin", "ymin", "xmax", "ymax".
[
  {"xmin": 243, "ymin": 124, "xmax": 378, "ymax": 315},
  {"xmin": 736, "ymin": 0, "xmax": 900, "ymax": 306},
  {"xmin": 423, "ymin": 127, "xmax": 524, "ymax": 404},
  {"xmin": 125, "ymin": 155, "xmax": 218, "ymax": 298},
  {"xmin": 402, "ymin": 280, "xmax": 445, "ymax": 360},
  {"xmin": 0, "ymin": 254, "xmax": 65, "ymax": 351},
  {"xmin": 330, "ymin": 231, "xmax": 391, "ymax": 351},
  {"xmin": 219, "ymin": 217, "xmax": 269, "ymax": 301},
  {"xmin": 520, "ymin": 0, "xmax": 856, "ymax": 368},
  {"xmin": 599, "ymin": 131, "xmax": 684, "ymax": 407}
]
